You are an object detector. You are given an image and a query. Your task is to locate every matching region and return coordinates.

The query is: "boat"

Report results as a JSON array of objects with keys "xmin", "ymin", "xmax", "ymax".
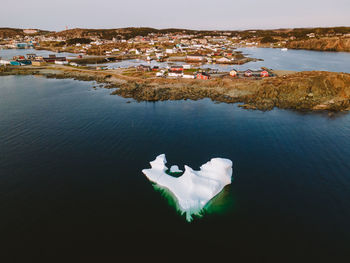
[{"xmin": 281, "ymin": 48, "xmax": 288, "ymax": 51}]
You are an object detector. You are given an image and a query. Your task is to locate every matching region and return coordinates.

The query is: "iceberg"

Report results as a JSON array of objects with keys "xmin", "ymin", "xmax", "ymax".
[{"xmin": 142, "ymin": 154, "xmax": 233, "ymax": 221}]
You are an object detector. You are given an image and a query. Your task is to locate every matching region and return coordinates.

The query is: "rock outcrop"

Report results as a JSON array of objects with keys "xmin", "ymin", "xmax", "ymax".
[
  {"xmin": 287, "ymin": 37, "xmax": 350, "ymax": 52},
  {"xmin": 1, "ymin": 65, "xmax": 350, "ymax": 112}
]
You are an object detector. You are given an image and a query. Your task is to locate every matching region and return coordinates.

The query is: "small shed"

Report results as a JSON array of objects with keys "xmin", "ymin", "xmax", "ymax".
[
  {"xmin": 137, "ymin": 65, "xmax": 151, "ymax": 72},
  {"xmin": 260, "ymin": 70, "xmax": 269, "ymax": 77},
  {"xmin": 196, "ymin": 72, "xmax": 210, "ymax": 80},
  {"xmin": 244, "ymin": 70, "xmax": 253, "ymax": 77},
  {"xmin": 168, "ymin": 70, "xmax": 183, "ymax": 78},
  {"xmin": 170, "ymin": 66, "xmax": 184, "ymax": 72},
  {"xmin": 32, "ymin": 60, "xmax": 47, "ymax": 66},
  {"xmin": 230, "ymin": 69, "xmax": 238, "ymax": 77}
]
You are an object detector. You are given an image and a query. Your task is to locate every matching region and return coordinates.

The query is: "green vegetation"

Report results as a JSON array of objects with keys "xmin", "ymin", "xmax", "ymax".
[
  {"xmin": 260, "ymin": 36, "xmax": 278, "ymax": 43},
  {"xmin": 184, "ymin": 69, "xmax": 198, "ymax": 74},
  {"xmin": 66, "ymin": 38, "xmax": 92, "ymax": 45}
]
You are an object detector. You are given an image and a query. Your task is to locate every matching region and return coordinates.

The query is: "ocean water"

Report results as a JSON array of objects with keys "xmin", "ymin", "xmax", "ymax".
[
  {"xmin": 0, "ymin": 48, "xmax": 77, "ymax": 60},
  {"xmin": 87, "ymin": 47, "xmax": 350, "ymax": 73},
  {"xmin": 0, "ymin": 76, "xmax": 349, "ymax": 262}
]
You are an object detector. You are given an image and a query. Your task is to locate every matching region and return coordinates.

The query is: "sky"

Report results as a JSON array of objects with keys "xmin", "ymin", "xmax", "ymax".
[{"xmin": 1, "ymin": 0, "xmax": 349, "ymax": 31}]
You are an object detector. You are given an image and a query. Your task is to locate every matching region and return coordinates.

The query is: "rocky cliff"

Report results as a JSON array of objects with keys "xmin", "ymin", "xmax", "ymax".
[{"xmin": 287, "ymin": 37, "xmax": 350, "ymax": 52}]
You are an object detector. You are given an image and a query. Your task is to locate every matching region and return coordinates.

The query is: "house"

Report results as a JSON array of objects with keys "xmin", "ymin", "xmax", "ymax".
[
  {"xmin": 129, "ymin": 49, "xmax": 141, "ymax": 55},
  {"xmin": 55, "ymin": 60, "xmax": 68, "ymax": 65},
  {"xmin": 183, "ymin": 64, "xmax": 191, "ymax": 69},
  {"xmin": 32, "ymin": 60, "xmax": 46, "ymax": 66},
  {"xmin": 166, "ymin": 48, "xmax": 176, "ymax": 54},
  {"xmin": 156, "ymin": 70, "xmax": 165, "ymax": 77},
  {"xmin": 43, "ymin": 55, "xmax": 66, "ymax": 62},
  {"xmin": 0, "ymin": 59, "xmax": 11, "ymax": 65},
  {"xmin": 16, "ymin": 43, "xmax": 29, "ymax": 49},
  {"xmin": 170, "ymin": 66, "xmax": 183, "ymax": 72},
  {"xmin": 96, "ymin": 66, "xmax": 108, "ymax": 70},
  {"xmin": 216, "ymin": 57, "xmax": 231, "ymax": 64},
  {"xmin": 186, "ymin": 55, "xmax": 206, "ymax": 62},
  {"xmin": 196, "ymin": 72, "xmax": 210, "ymax": 80},
  {"xmin": 260, "ymin": 70, "xmax": 269, "ymax": 77},
  {"xmin": 13, "ymin": 56, "xmax": 25, "ymax": 60},
  {"xmin": 230, "ymin": 69, "xmax": 238, "ymax": 77},
  {"xmin": 10, "ymin": 60, "xmax": 22, "ymax": 66},
  {"xmin": 26, "ymin": 54, "xmax": 36, "ymax": 60},
  {"xmin": 17, "ymin": 59, "xmax": 32, "ymax": 65},
  {"xmin": 168, "ymin": 70, "xmax": 183, "ymax": 78},
  {"xmin": 244, "ymin": 70, "xmax": 253, "ymax": 77},
  {"xmin": 137, "ymin": 65, "xmax": 151, "ymax": 72},
  {"xmin": 23, "ymin": 29, "xmax": 38, "ymax": 34},
  {"xmin": 183, "ymin": 74, "xmax": 195, "ymax": 79}
]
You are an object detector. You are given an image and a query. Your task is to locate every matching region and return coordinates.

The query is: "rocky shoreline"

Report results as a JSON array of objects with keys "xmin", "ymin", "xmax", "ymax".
[{"xmin": 1, "ymin": 65, "xmax": 350, "ymax": 112}]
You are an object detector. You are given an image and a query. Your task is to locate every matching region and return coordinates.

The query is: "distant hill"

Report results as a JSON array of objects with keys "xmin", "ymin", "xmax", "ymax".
[
  {"xmin": 0, "ymin": 28, "xmax": 50, "ymax": 38},
  {"xmin": 1, "ymin": 26, "xmax": 350, "ymax": 40},
  {"xmin": 47, "ymin": 27, "xmax": 198, "ymax": 40},
  {"xmin": 46, "ymin": 26, "xmax": 350, "ymax": 40}
]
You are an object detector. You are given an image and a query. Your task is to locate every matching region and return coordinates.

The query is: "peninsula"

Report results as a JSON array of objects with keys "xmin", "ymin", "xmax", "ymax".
[{"xmin": 1, "ymin": 65, "xmax": 349, "ymax": 112}]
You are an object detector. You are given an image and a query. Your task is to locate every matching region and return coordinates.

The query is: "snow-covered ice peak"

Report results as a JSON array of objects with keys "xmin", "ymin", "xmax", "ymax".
[{"xmin": 142, "ymin": 154, "xmax": 233, "ymax": 221}]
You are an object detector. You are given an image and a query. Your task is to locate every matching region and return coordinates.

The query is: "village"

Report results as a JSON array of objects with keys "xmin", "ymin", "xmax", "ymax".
[
  {"xmin": 2, "ymin": 26, "xmax": 350, "ymax": 81},
  {"xmin": 0, "ymin": 27, "xmax": 281, "ymax": 81},
  {"xmin": 0, "ymin": 50, "xmax": 274, "ymax": 81},
  {"xmin": 0, "ymin": 29, "xmax": 261, "ymax": 65}
]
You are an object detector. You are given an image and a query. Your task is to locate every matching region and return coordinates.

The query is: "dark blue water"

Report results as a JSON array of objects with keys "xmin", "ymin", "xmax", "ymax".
[
  {"xmin": 93, "ymin": 48, "xmax": 350, "ymax": 73},
  {"xmin": 0, "ymin": 76, "xmax": 349, "ymax": 262}
]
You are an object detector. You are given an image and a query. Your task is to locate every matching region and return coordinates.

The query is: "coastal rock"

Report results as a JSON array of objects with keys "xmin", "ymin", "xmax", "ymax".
[{"xmin": 2, "ymin": 65, "xmax": 350, "ymax": 112}]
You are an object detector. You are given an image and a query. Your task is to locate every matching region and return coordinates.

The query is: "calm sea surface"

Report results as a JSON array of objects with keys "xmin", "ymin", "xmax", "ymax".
[
  {"xmin": 0, "ymin": 48, "xmax": 76, "ymax": 60},
  {"xmin": 89, "ymin": 47, "xmax": 350, "ymax": 73},
  {"xmin": 0, "ymin": 76, "xmax": 349, "ymax": 262}
]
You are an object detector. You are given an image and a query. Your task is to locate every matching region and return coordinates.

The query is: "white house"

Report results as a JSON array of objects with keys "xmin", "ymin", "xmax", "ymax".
[
  {"xmin": 166, "ymin": 48, "xmax": 177, "ymax": 54},
  {"xmin": 183, "ymin": 74, "xmax": 195, "ymax": 79},
  {"xmin": 216, "ymin": 57, "xmax": 231, "ymax": 63},
  {"xmin": 55, "ymin": 60, "xmax": 68, "ymax": 65},
  {"xmin": 168, "ymin": 72, "xmax": 183, "ymax": 78}
]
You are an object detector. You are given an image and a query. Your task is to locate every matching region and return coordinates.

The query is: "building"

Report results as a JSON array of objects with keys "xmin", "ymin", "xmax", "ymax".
[
  {"xmin": 216, "ymin": 57, "xmax": 231, "ymax": 64},
  {"xmin": 244, "ymin": 70, "xmax": 253, "ymax": 77},
  {"xmin": 166, "ymin": 48, "xmax": 176, "ymax": 54},
  {"xmin": 260, "ymin": 70, "xmax": 269, "ymax": 77},
  {"xmin": 43, "ymin": 55, "xmax": 66, "ymax": 63},
  {"xmin": 230, "ymin": 69, "xmax": 238, "ymax": 77},
  {"xmin": 137, "ymin": 65, "xmax": 151, "ymax": 72},
  {"xmin": 55, "ymin": 60, "xmax": 69, "ymax": 65},
  {"xmin": 0, "ymin": 58, "xmax": 11, "ymax": 65},
  {"xmin": 196, "ymin": 72, "xmax": 210, "ymax": 80},
  {"xmin": 168, "ymin": 70, "xmax": 183, "ymax": 78},
  {"xmin": 156, "ymin": 70, "xmax": 165, "ymax": 77},
  {"xmin": 183, "ymin": 74, "xmax": 195, "ymax": 79},
  {"xmin": 26, "ymin": 54, "xmax": 36, "ymax": 60},
  {"xmin": 23, "ymin": 29, "xmax": 38, "ymax": 34},
  {"xmin": 32, "ymin": 60, "xmax": 46, "ymax": 66},
  {"xmin": 170, "ymin": 66, "xmax": 183, "ymax": 72},
  {"xmin": 186, "ymin": 55, "xmax": 206, "ymax": 62}
]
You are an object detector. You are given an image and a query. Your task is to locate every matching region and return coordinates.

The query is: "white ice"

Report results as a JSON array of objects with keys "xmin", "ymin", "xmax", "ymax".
[
  {"xmin": 142, "ymin": 154, "xmax": 233, "ymax": 221},
  {"xmin": 170, "ymin": 165, "xmax": 182, "ymax": 173}
]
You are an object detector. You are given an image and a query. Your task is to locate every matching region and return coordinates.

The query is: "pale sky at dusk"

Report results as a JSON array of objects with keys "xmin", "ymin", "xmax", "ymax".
[{"xmin": 1, "ymin": 0, "xmax": 349, "ymax": 31}]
